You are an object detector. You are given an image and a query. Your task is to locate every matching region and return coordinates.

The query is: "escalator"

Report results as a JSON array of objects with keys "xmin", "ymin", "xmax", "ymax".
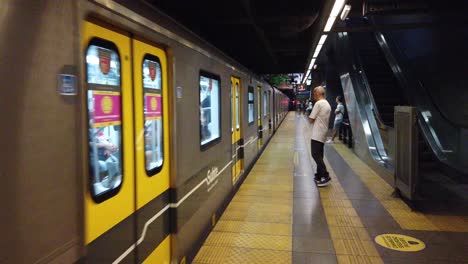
[
  {"xmin": 336, "ymin": 24, "xmax": 468, "ymax": 204},
  {"xmin": 350, "ymin": 32, "xmax": 408, "ymax": 127}
]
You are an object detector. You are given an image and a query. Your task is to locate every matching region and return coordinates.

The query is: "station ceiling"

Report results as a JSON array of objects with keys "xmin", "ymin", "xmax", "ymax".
[
  {"xmin": 147, "ymin": 0, "xmax": 329, "ymax": 74},
  {"xmin": 146, "ymin": 0, "xmax": 467, "ymax": 76}
]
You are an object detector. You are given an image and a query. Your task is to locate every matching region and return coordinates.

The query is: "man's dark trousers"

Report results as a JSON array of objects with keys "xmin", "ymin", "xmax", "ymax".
[{"xmin": 311, "ymin": 139, "xmax": 329, "ymax": 179}]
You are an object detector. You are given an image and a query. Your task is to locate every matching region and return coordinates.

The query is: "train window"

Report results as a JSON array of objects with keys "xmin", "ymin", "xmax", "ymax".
[
  {"xmin": 86, "ymin": 39, "xmax": 123, "ymax": 203},
  {"xmin": 257, "ymin": 87, "xmax": 261, "ymax": 120},
  {"xmin": 200, "ymin": 71, "xmax": 221, "ymax": 149},
  {"xmin": 248, "ymin": 86, "xmax": 254, "ymax": 124},
  {"xmin": 263, "ymin": 91, "xmax": 268, "ymax": 117},
  {"xmin": 142, "ymin": 55, "xmax": 163, "ymax": 175}
]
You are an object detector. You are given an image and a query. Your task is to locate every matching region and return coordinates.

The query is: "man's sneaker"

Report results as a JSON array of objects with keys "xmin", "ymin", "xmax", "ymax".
[
  {"xmin": 325, "ymin": 139, "xmax": 333, "ymax": 144},
  {"xmin": 314, "ymin": 173, "xmax": 321, "ymax": 183},
  {"xmin": 317, "ymin": 176, "xmax": 331, "ymax": 187}
]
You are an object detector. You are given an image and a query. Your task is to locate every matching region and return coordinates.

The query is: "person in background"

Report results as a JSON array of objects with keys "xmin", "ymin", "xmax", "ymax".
[
  {"xmin": 326, "ymin": 96, "xmax": 345, "ymax": 143},
  {"xmin": 308, "ymin": 86, "xmax": 332, "ymax": 187},
  {"xmin": 306, "ymin": 100, "xmax": 313, "ymax": 116}
]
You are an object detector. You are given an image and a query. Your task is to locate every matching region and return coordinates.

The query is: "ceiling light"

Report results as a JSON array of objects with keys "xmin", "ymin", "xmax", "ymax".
[
  {"xmin": 340, "ymin": 4, "xmax": 351, "ymax": 20},
  {"xmin": 318, "ymin": 35, "xmax": 328, "ymax": 45},
  {"xmin": 313, "ymin": 65, "xmax": 317, "ymax": 69},
  {"xmin": 307, "ymin": 59, "xmax": 315, "ymax": 70},
  {"xmin": 330, "ymin": 0, "xmax": 346, "ymax": 17},
  {"xmin": 324, "ymin": 16, "xmax": 337, "ymax": 32},
  {"xmin": 313, "ymin": 44, "xmax": 323, "ymax": 57},
  {"xmin": 308, "ymin": 59, "xmax": 316, "ymax": 70}
]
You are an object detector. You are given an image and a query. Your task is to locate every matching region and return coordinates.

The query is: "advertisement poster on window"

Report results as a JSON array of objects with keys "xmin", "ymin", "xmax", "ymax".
[
  {"xmin": 145, "ymin": 93, "xmax": 162, "ymax": 120},
  {"xmin": 91, "ymin": 91, "xmax": 121, "ymax": 127}
]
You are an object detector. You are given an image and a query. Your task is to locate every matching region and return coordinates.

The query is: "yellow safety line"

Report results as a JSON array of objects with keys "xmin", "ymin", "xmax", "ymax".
[
  {"xmin": 301, "ymin": 119, "xmax": 383, "ymax": 263},
  {"xmin": 320, "ymin": 158, "xmax": 384, "ymax": 263},
  {"xmin": 332, "ymin": 144, "xmax": 468, "ymax": 232}
]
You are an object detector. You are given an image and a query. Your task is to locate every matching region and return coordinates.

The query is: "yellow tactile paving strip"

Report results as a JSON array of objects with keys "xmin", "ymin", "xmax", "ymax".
[
  {"xmin": 193, "ymin": 113, "xmax": 295, "ymax": 264},
  {"xmin": 300, "ymin": 116, "xmax": 383, "ymax": 263},
  {"xmin": 332, "ymin": 144, "xmax": 468, "ymax": 232},
  {"xmin": 304, "ymin": 116, "xmax": 384, "ymax": 264},
  {"xmin": 321, "ymin": 158, "xmax": 384, "ymax": 264}
]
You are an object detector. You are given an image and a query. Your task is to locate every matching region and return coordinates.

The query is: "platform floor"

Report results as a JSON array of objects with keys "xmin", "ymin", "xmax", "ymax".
[{"xmin": 194, "ymin": 112, "xmax": 468, "ymax": 264}]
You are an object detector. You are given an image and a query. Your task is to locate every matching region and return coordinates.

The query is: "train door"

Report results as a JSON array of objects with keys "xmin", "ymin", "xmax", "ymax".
[
  {"xmin": 132, "ymin": 39, "xmax": 171, "ymax": 263},
  {"xmin": 257, "ymin": 86, "xmax": 263, "ymax": 149},
  {"xmin": 231, "ymin": 76, "xmax": 243, "ymax": 184},
  {"xmin": 83, "ymin": 22, "xmax": 171, "ymax": 263}
]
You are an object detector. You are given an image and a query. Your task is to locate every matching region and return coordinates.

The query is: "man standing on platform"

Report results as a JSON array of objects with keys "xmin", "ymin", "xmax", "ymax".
[{"xmin": 308, "ymin": 86, "xmax": 332, "ymax": 187}]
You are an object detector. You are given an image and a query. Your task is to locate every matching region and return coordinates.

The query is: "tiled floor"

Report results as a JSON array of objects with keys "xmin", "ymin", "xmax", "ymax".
[
  {"xmin": 193, "ymin": 113, "xmax": 295, "ymax": 264},
  {"xmin": 193, "ymin": 112, "xmax": 468, "ymax": 264}
]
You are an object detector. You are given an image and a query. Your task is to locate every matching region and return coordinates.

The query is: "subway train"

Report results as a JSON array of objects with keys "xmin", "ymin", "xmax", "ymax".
[{"xmin": 0, "ymin": 1, "xmax": 290, "ymax": 263}]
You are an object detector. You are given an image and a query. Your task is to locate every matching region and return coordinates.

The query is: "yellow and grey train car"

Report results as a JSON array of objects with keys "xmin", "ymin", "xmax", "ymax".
[{"xmin": 0, "ymin": 1, "xmax": 289, "ymax": 263}]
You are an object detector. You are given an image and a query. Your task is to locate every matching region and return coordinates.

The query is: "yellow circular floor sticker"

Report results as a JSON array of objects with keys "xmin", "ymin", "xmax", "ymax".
[{"xmin": 375, "ymin": 234, "xmax": 425, "ymax": 252}]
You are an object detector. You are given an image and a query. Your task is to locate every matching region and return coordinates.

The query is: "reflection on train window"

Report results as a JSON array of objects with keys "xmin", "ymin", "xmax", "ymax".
[
  {"xmin": 236, "ymin": 84, "xmax": 240, "ymax": 130},
  {"xmin": 263, "ymin": 91, "xmax": 268, "ymax": 117},
  {"xmin": 143, "ymin": 56, "xmax": 163, "ymax": 175},
  {"xmin": 86, "ymin": 44, "xmax": 120, "ymax": 86},
  {"xmin": 86, "ymin": 40, "xmax": 122, "ymax": 202},
  {"xmin": 248, "ymin": 86, "xmax": 254, "ymax": 124},
  {"xmin": 200, "ymin": 73, "xmax": 221, "ymax": 147}
]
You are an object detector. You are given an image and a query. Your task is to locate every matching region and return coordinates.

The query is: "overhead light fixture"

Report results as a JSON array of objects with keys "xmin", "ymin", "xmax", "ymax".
[
  {"xmin": 330, "ymin": 0, "xmax": 346, "ymax": 17},
  {"xmin": 324, "ymin": 16, "xmax": 337, "ymax": 32},
  {"xmin": 340, "ymin": 4, "xmax": 351, "ymax": 20},
  {"xmin": 313, "ymin": 44, "xmax": 323, "ymax": 58},
  {"xmin": 302, "ymin": 69, "xmax": 311, "ymax": 83},
  {"xmin": 307, "ymin": 58, "xmax": 316, "ymax": 70},
  {"xmin": 313, "ymin": 64, "xmax": 317, "ymax": 69},
  {"xmin": 318, "ymin": 35, "xmax": 328, "ymax": 45},
  {"xmin": 303, "ymin": 0, "xmax": 347, "ymax": 84}
]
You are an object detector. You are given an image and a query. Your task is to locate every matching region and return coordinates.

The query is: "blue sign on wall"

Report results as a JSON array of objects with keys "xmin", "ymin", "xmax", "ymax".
[{"xmin": 58, "ymin": 74, "xmax": 77, "ymax": 95}]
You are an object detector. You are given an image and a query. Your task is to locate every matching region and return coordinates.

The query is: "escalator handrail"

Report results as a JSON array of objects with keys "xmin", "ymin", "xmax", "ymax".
[
  {"xmin": 341, "ymin": 32, "xmax": 391, "ymax": 166},
  {"xmin": 372, "ymin": 32, "xmax": 468, "ymax": 174},
  {"xmin": 348, "ymin": 33, "xmax": 391, "ymax": 131},
  {"xmin": 373, "ymin": 32, "xmax": 451, "ymax": 159},
  {"xmin": 376, "ymin": 32, "xmax": 467, "ymax": 129}
]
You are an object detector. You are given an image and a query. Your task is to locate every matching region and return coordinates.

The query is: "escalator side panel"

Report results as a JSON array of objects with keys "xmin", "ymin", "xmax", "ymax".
[{"xmin": 340, "ymin": 73, "xmax": 391, "ymax": 170}]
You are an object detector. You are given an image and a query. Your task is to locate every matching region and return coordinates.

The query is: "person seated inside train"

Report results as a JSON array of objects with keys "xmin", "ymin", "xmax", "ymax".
[
  {"xmin": 89, "ymin": 127, "xmax": 120, "ymax": 184},
  {"xmin": 144, "ymin": 127, "xmax": 160, "ymax": 169}
]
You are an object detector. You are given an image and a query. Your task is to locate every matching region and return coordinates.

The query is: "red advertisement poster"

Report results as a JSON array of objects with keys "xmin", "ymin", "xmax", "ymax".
[
  {"xmin": 145, "ymin": 93, "xmax": 162, "ymax": 120},
  {"xmin": 92, "ymin": 91, "xmax": 121, "ymax": 127}
]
